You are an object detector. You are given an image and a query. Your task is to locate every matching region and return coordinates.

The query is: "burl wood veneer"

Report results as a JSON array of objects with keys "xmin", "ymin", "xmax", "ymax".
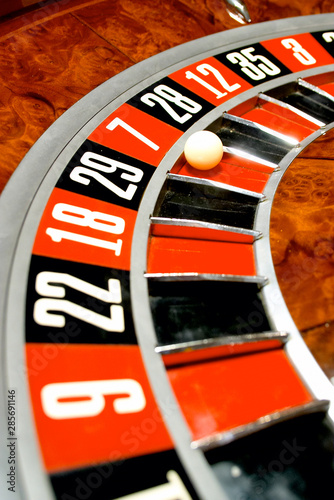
[{"xmin": 271, "ymin": 129, "xmax": 334, "ymax": 381}]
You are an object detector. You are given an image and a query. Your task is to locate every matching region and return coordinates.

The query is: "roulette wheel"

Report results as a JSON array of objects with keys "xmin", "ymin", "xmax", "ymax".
[{"xmin": 1, "ymin": 4, "xmax": 334, "ymax": 499}]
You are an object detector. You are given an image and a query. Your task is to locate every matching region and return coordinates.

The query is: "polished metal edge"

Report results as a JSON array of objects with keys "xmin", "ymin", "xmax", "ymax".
[
  {"xmin": 222, "ymin": 145, "xmax": 279, "ymax": 169},
  {"xmin": 150, "ymin": 216, "xmax": 261, "ymax": 239},
  {"xmin": 258, "ymin": 92, "xmax": 325, "ymax": 126},
  {"xmin": 223, "ymin": 112, "xmax": 300, "ymax": 145},
  {"xmin": 191, "ymin": 399, "xmax": 330, "ymax": 451},
  {"xmin": 225, "ymin": 0, "xmax": 251, "ymax": 24},
  {"xmin": 298, "ymin": 77, "xmax": 334, "ymax": 104},
  {"xmin": 167, "ymin": 172, "xmax": 264, "ymax": 199},
  {"xmin": 254, "ymin": 124, "xmax": 334, "ymax": 423},
  {"xmin": 155, "ymin": 331, "xmax": 289, "ymax": 355},
  {"xmin": 0, "ymin": 14, "xmax": 333, "ymax": 500},
  {"xmin": 144, "ymin": 273, "xmax": 268, "ymax": 285}
]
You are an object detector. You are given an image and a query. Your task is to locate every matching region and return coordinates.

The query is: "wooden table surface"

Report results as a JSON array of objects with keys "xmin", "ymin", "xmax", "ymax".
[
  {"xmin": 1, "ymin": 0, "xmax": 334, "ymax": 380},
  {"xmin": 271, "ymin": 130, "xmax": 334, "ymax": 381},
  {"xmin": 1, "ymin": 0, "xmax": 333, "ymax": 193}
]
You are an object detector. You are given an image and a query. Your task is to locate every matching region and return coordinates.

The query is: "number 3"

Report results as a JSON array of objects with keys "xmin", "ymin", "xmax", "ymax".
[{"xmin": 281, "ymin": 38, "xmax": 316, "ymax": 65}]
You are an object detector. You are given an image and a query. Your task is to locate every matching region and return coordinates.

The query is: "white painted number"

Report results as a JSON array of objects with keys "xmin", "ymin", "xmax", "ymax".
[
  {"xmin": 226, "ymin": 47, "xmax": 280, "ymax": 80},
  {"xmin": 281, "ymin": 38, "xmax": 316, "ymax": 65},
  {"xmin": 46, "ymin": 228, "xmax": 123, "ymax": 255},
  {"xmin": 46, "ymin": 203, "xmax": 124, "ymax": 256},
  {"xmin": 35, "ymin": 271, "xmax": 122, "ymax": 301},
  {"xmin": 186, "ymin": 62, "xmax": 241, "ymax": 99},
  {"xmin": 106, "ymin": 117, "xmax": 159, "ymax": 151},
  {"xmin": 141, "ymin": 84, "xmax": 202, "ymax": 124},
  {"xmin": 41, "ymin": 379, "xmax": 146, "ymax": 419},
  {"xmin": 323, "ymin": 32, "xmax": 334, "ymax": 43},
  {"xmin": 70, "ymin": 151, "xmax": 144, "ymax": 201},
  {"xmin": 52, "ymin": 203, "xmax": 125, "ymax": 234},
  {"xmin": 34, "ymin": 271, "xmax": 125, "ymax": 332},
  {"xmin": 115, "ymin": 471, "xmax": 192, "ymax": 500}
]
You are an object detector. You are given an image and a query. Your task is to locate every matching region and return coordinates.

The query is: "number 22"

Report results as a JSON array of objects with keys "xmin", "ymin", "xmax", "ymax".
[{"xmin": 33, "ymin": 271, "xmax": 125, "ymax": 332}]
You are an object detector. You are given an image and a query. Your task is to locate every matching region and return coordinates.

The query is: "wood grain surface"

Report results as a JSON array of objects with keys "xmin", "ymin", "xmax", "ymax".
[
  {"xmin": 1, "ymin": 0, "xmax": 334, "ymax": 192},
  {"xmin": 1, "ymin": 0, "xmax": 334, "ymax": 379},
  {"xmin": 271, "ymin": 130, "xmax": 334, "ymax": 381}
]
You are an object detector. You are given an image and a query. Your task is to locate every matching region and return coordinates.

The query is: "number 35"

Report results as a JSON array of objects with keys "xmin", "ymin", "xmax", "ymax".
[{"xmin": 226, "ymin": 47, "xmax": 281, "ymax": 80}]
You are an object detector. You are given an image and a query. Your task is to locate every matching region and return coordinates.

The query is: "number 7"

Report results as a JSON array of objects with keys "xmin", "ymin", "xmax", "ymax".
[{"xmin": 106, "ymin": 117, "xmax": 160, "ymax": 151}]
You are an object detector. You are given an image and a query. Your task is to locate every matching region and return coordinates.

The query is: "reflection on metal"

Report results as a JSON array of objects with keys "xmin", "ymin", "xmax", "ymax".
[
  {"xmin": 192, "ymin": 400, "xmax": 330, "ymax": 451},
  {"xmin": 148, "ymin": 277, "xmax": 272, "ymax": 347},
  {"xmin": 145, "ymin": 273, "xmax": 268, "ymax": 286},
  {"xmin": 222, "ymin": 146, "xmax": 279, "ymax": 170},
  {"xmin": 266, "ymin": 79, "xmax": 334, "ymax": 125},
  {"xmin": 217, "ymin": 114, "xmax": 298, "ymax": 167},
  {"xmin": 156, "ymin": 331, "xmax": 289, "ymax": 356},
  {"xmin": 298, "ymin": 78, "xmax": 334, "ymax": 104},
  {"xmin": 153, "ymin": 173, "xmax": 261, "ymax": 230},
  {"xmin": 222, "ymin": 113, "xmax": 299, "ymax": 145},
  {"xmin": 158, "ymin": 333, "xmax": 288, "ymax": 366},
  {"xmin": 167, "ymin": 173, "xmax": 264, "ymax": 200},
  {"xmin": 150, "ymin": 217, "xmax": 262, "ymax": 241},
  {"xmin": 224, "ymin": 0, "xmax": 251, "ymax": 24},
  {"xmin": 258, "ymin": 92, "xmax": 325, "ymax": 127}
]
